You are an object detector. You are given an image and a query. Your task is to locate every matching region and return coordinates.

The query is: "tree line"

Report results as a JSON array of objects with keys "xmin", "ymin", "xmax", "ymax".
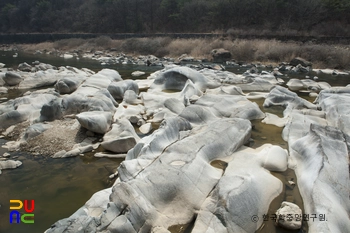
[{"xmin": 1, "ymin": 0, "xmax": 350, "ymax": 35}]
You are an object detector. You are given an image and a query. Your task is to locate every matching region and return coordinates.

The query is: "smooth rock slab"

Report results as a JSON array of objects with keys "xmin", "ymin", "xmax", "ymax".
[
  {"xmin": 289, "ymin": 124, "xmax": 350, "ymax": 232},
  {"xmin": 46, "ymin": 116, "xmax": 252, "ymax": 233},
  {"xmin": 316, "ymin": 87, "xmax": 350, "ymax": 135},
  {"xmin": 76, "ymin": 111, "xmax": 113, "ymax": 134},
  {"xmin": 111, "ymin": 117, "xmax": 252, "ymax": 232},
  {"xmin": 264, "ymin": 86, "xmax": 317, "ymax": 116},
  {"xmin": 192, "ymin": 144, "xmax": 287, "ymax": 233},
  {"xmin": 193, "ymin": 94, "xmax": 265, "ymax": 121}
]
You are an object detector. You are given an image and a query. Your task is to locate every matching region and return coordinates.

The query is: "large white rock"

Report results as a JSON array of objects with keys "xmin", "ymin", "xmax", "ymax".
[
  {"xmin": 123, "ymin": 90, "xmax": 142, "ymax": 105},
  {"xmin": 139, "ymin": 123, "xmax": 152, "ymax": 134},
  {"xmin": 4, "ymin": 71, "xmax": 23, "ymax": 86},
  {"xmin": 0, "ymin": 90, "xmax": 59, "ymax": 129},
  {"xmin": 287, "ymin": 78, "xmax": 331, "ymax": 92},
  {"xmin": 110, "ymin": 117, "xmax": 252, "ymax": 232},
  {"xmin": 316, "ymin": 87, "xmax": 350, "ymax": 135},
  {"xmin": 97, "ymin": 68, "xmax": 123, "ymax": 82},
  {"xmin": 192, "ymin": 94, "xmax": 265, "ymax": 121},
  {"xmin": 149, "ymin": 66, "xmax": 220, "ymax": 92},
  {"xmin": 264, "ymin": 86, "xmax": 317, "ymax": 116},
  {"xmin": 265, "ymin": 85, "xmax": 350, "ymax": 232},
  {"xmin": 113, "ymin": 104, "xmax": 146, "ymax": 123},
  {"xmin": 46, "ymin": 116, "xmax": 252, "ymax": 233},
  {"xmin": 76, "ymin": 111, "xmax": 113, "ymax": 134},
  {"xmin": 107, "ymin": 80, "xmax": 139, "ymax": 100},
  {"xmin": 38, "ymin": 87, "xmax": 117, "ymax": 123},
  {"xmin": 0, "ymin": 160, "xmax": 22, "ymax": 173},
  {"xmin": 0, "ymin": 160, "xmax": 22, "ymax": 169},
  {"xmin": 286, "ymin": 78, "xmax": 304, "ymax": 91},
  {"xmin": 101, "ymin": 119, "xmax": 140, "ymax": 153},
  {"xmin": 131, "ymin": 71, "xmax": 146, "ymax": 77},
  {"xmin": 54, "ymin": 76, "xmax": 86, "ymax": 94},
  {"xmin": 192, "ymin": 144, "xmax": 288, "ymax": 233},
  {"xmin": 275, "ymin": 202, "xmax": 302, "ymax": 230},
  {"xmin": 289, "ymin": 124, "xmax": 350, "ymax": 232},
  {"xmin": 18, "ymin": 66, "xmax": 93, "ymax": 89}
]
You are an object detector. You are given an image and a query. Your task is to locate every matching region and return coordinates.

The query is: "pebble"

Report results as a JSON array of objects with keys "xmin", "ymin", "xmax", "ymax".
[
  {"xmin": 288, "ymin": 181, "xmax": 296, "ymax": 186},
  {"xmin": 139, "ymin": 123, "xmax": 152, "ymax": 134},
  {"xmin": 131, "ymin": 71, "xmax": 146, "ymax": 77}
]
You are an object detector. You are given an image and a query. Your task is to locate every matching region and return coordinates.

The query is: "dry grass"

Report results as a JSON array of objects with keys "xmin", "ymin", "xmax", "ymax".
[
  {"xmin": 18, "ymin": 42, "xmax": 55, "ymax": 52},
  {"xmin": 120, "ymin": 37, "xmax": 172, "ymax": 56},
  {"xmin": 14, "ymin": 36, "xmax": 350, "ymax": 69}
]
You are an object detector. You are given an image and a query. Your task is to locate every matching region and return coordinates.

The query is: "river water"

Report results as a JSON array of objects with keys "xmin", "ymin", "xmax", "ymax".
[{"xmin": 0, "ymin": 51, "xmax": 349, "ymax": 233}]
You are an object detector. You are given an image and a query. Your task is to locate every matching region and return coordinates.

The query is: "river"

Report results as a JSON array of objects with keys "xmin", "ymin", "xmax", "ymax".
[{"xmin": 0, "ymin": 51, "xmax": 349, "ymax": 233}]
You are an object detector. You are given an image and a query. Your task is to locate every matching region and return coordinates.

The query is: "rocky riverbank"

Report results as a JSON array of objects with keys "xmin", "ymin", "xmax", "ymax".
[
  {"xmin": 2, "ymin": 35, "xmax": 350, "ymax": 69},
  {"xmin": 1, "ymin": 56, "xmax": 349, "ymax": 232}
]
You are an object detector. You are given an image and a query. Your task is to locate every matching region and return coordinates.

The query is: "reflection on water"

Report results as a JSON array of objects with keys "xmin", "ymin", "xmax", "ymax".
[
  {"xmin": 0, "ymin": 51, "xmax": 161, "ymax": 77},
  {"xmin": 0, "ymin": 138, "xmax": 123, "ymax": 233}
]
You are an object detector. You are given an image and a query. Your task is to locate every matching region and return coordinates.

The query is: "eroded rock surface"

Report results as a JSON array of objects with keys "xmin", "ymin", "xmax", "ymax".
[
  {"xmin": 192, "ymin": 144, "xmax": 288, "ymax": 233},
  {"xmin": 2, "ymin": 62, "xmax": 348, "ymax": 232},
  {"xmin": 289, "ymin": 125, "xmax": 350, "ymax": 232},
  {"xmin": 263, "ymin": 86, "xmax": 350, "ymax": 232}
]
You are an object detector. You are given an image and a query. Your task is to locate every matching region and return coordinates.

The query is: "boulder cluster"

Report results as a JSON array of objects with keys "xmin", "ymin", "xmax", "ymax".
[{"xmin": 0, "ymin": 57, "xmax": 349, "ymax": 232}]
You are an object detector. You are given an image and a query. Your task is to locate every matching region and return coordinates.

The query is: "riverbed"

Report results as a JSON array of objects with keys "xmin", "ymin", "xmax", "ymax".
[{"xmin": 0, "ymin": 51, "xmax": 349, "ymax": 233}]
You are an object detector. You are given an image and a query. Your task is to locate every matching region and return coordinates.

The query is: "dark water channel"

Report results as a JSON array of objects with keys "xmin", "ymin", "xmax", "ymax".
[{"xmin": 0, "ymin": 51, "xmax": 349, "ymax": 233}]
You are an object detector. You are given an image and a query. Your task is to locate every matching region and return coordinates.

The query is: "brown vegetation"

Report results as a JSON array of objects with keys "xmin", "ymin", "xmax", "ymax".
[{"xmin": 16, "ymin": 36, "xmax": 350, "ymax": 69}]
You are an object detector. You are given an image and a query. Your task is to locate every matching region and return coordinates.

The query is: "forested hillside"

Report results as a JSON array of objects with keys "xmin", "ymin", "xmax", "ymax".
[{"xmin": 1, "ymin": 0, "xmax": 350, "ymax": 35}]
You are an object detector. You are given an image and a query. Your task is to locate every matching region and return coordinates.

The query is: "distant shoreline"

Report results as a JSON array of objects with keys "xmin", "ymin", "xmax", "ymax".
[
  {"xmin": 1, "ymin": 33, "xmax": 350, "ymax": 45},
  {"xmin": 1, "ymin": 35, "xmax": 350, "ymax": 70}
]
